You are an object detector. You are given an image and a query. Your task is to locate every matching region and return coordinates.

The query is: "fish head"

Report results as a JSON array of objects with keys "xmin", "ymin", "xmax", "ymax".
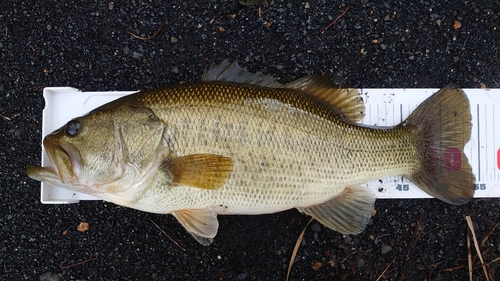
[{"xmin": 27, "ymin": 105, "xmax": 169, "ymax": 199}]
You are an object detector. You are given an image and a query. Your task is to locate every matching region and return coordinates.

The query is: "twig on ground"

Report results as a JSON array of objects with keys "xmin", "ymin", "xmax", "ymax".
[
  {"xmin": 480, "ymin": 222, "xmax": 500, "ymax": 248},
  {"xmin": 320, "ymin": 7, "xmax": 349, "ymax": 33},
  {"xmin": 0, "ymin": 114, "xmax": 11, "ymax": 121},
  {"xmin": 443, "ymin": 265, "xmax": 466, "ymax": 272},
  {"xmin": 376, "ymin": 256, "xmax": 397, "ymax": 281},
  {"xmin": 342, "ymin": 251, "xmax": 358, "ymax": 263},
  {"xmin": 151, "ymin": 220, "xmax": 186, "ymax": 251},
  {"xmin": 131, "ymin": 22, "xmax": 165, "ymax": 40},
  {"xmin": 286, "ymin": 217, "xmax": 314, "ymax": 281},
  {"xmin": 466, "ymin": 216, "xmax": 490, "ymax": 281},
  {"xmin": 60, "ymin": 256, "xmax": 97, "ymax": 270},
  {"xmin": 467, "ymin": 231, "xmax": 472, "ymax": 281},
  {"xmin": 484, "ymin": 256, "xmax": 500, "ymax": 267},
  {"xmin": 417, "ymin": 250, "xmax": 432, "ymax": 281}
]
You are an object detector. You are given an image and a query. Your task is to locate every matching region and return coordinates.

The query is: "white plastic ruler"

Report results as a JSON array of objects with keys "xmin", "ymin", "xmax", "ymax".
[{"xmin": 38, "ymin": 87, "xmax": 500, "ymax": 203}]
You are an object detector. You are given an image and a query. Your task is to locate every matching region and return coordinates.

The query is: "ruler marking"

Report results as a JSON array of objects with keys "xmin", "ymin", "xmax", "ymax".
[
  {"xmin": 495, "ymin": 104, "xmax": 499, "ymax": 181},
  {"xmin": 400, "ymin": 104, "xmax": 403, "ymax": 123},
  {"xmin": 377, "ymin": 104, "xmax": 379, "ymax": 126},
  {"xmin": 400, "ymin": 103, "xmax": 404, "ymax": 182},
  {"xmin": 368, "ymin": 104, "xmax": 371, "ymax": 125},
  {"xmin": 485, "ymin": 104, "xmax": 488, "ymax": 181},
  {"xmin": 493, "ymin": 103, "xmax": 496, "ymax": 182},
  {"xmin": 477, "ymin": 104, "xmax": 481, "ymax": 182}
]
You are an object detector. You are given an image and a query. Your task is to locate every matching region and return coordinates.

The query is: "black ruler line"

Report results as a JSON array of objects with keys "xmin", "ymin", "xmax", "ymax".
[
  {"xmin": 495, "ymin": 104, "xmax": 498, "ymax": 182},
  {"xmin": 477, "ymin": 104, "xmax": 481, "ymax": 182},
  {"xmin": 401, "ymin": 104, "xmax": 403, "ymax": 182},
  {"xmin": 400, "ymin": 104, "xmax": 403, "ymax": 123}
]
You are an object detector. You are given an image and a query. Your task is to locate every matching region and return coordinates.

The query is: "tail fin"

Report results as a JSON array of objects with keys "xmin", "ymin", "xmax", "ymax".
[{"xmin": 403, "ymin": 85, "xmax": 475, "ymax": 205}]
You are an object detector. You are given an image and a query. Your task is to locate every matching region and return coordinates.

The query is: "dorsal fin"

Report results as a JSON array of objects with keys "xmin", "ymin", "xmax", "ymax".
[
  {"xmin": 201, "ymin": 60, "xmax": 282, "ymax": 87},
  {"xmin": 283, "ymin": 76, "xmax": 365, "ymax": 123}
]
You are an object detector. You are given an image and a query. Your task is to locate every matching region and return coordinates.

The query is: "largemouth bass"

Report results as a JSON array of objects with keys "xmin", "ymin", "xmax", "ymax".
[{"xmin": 27, "ymin": 60, "xmax": 474, "ymax": 245}]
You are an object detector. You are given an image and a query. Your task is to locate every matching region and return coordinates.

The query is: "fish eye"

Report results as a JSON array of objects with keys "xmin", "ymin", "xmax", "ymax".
[{"xmin": 65, "ymin": 120, "xmax": 81, "ymax": 136}]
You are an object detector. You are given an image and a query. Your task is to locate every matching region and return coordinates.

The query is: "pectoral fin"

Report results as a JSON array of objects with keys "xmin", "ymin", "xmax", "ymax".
[
  {"xmin": 162, "ymin": 154, "xmax": 234, "ymax": 190},
  {"xmin": 297, "ymin": 186, "xmax": 375, "ymax": 234},
  {"xmin": 171, "ymin": 208, "xmax": 219, "ymax": 246}
]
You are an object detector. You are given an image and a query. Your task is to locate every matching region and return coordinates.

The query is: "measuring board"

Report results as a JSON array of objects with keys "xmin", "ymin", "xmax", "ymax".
[{"xmin": 37, "ymin": 87, "xmax": 500, "ymax": 203}]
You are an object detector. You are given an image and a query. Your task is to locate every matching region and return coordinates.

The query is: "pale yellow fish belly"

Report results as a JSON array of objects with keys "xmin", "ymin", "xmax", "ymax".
[{"xmin": 128, "ymin": 100, "xmax": 418, "ymax": 215}]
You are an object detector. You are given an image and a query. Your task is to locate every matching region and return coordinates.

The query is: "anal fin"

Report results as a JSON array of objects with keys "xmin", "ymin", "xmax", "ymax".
[
  {"xmin": 297, "ymin": 186, "xmax": 375, "ymax": 234},
  {"xmin": 171, "ymin": 208, "xmax": 219, "ymax": 246}
]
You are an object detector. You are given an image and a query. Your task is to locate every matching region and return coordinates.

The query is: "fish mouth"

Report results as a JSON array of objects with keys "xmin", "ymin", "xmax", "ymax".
[{"xmin": 26, "ymin": 134, "xmax": 82, "ymax": 184}]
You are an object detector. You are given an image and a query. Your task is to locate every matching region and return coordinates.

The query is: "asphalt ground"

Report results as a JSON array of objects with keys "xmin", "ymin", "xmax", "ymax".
[{"xmin": 1, "ymin": 0, "xmax": 499, "ymax": 280}]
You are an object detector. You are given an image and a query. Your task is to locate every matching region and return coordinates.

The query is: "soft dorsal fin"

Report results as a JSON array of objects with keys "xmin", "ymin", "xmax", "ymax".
[
  {"xmin": 161, "ymin": 154, "xmax": 234, "ymax": 190},
  {"xmin": 201, "ymin": 60, "xmax": 282, "ymax": 87},
  {"xmin": 283, "ymin": 76, "xmax": 365, "ymax": 123}
]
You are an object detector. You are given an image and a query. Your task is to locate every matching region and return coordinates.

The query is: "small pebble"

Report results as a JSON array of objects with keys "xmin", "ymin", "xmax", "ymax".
[
  {"xmin": 344, "ymin": 235, "xmax": 352, "ymax": 244},
  {"xmin": 132, "ymin": 52, "xmax": 143, "ymax": 59},
  {"xmin": 39, "ymin": 272, "xmax": 60, "ymax": 281},
  {"xmin": 381, "ymin": 244, "xmax": 392, "ymax": 254},
  {"xmin": 357, "ymin": 258, "xmax": 365, "ymax": 268},
  {"xmin": 311, "ymin": 222, "xmax": 321, "ymax": 232}
]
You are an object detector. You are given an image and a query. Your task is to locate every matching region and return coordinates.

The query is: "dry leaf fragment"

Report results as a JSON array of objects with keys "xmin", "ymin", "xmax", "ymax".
[
  {"xmin": 77, "ymin": 222, "xmax": 90, "ymax": 232},
  {"xmin": 312, "ymin": 261, "xmax": 323, "ymax": 271}
]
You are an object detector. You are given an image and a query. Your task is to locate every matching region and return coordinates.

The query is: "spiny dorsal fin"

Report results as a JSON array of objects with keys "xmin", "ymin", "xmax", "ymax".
[
  {"xmin": 297, "ymin": 186, "xmax": 375, "ymax": 234},
  {"xmin": 201, "ymin": 60, "xmax": 282, "ymax": 87},
  {"xmin": 283, "ymin": 76, "xmax": 365, "ymax": 123},
  {"xmin": 161, "ymin": 154, "xmax": 233, "ymax": 190}
]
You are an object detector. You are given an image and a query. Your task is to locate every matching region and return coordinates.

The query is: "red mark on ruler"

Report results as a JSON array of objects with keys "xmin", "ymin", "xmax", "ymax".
[{"xmin": 497, "ymin": 148, "xmax": 500, "ymax": 170}]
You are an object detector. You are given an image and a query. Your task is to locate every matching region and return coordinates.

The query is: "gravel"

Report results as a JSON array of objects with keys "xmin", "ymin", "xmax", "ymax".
[{"xmin": 1, "ymin": 0, "xmax": 499, "ymax": 280}]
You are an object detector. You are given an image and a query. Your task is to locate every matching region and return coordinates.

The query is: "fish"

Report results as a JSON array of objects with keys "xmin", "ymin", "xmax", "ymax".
[{"xmin": 27, "ymin": 60, "xmax": 475, "ymax": 245}]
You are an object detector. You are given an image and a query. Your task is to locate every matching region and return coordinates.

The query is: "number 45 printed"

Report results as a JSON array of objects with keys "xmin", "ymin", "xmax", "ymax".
[{"xmin": 396, "ymin": 184, "xmax": 410, "ymax": 191}]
